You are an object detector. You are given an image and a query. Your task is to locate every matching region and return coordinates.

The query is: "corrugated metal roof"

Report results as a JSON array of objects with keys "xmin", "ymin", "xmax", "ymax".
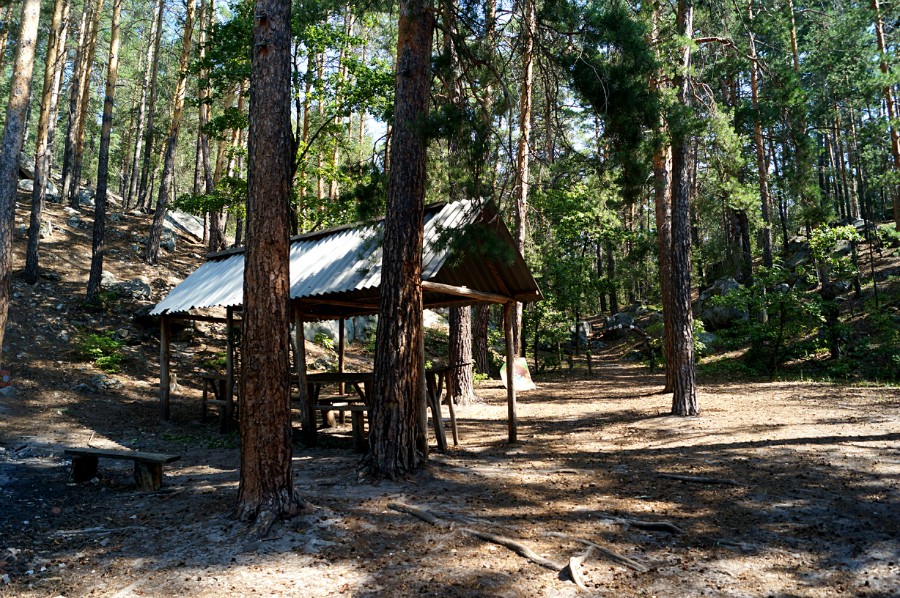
[{"xmin": 152, "ymin": 200, "xmax": 491, "ymax": 316}]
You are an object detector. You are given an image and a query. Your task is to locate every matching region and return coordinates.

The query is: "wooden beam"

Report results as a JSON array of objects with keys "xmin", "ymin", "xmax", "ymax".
[
  {"xmin": 421, "ymin": 281, "xmax": 512, "ymax": 304},
  {"xmin": 164, "ymin": 314, "xmax": 243, "ymax": 324},
  {"xmin": 225, "ymin": 307, "xmax": 235, "ymax": 432},
  {"xmin": 294, "ymin": 305, "xmax": 314, "ymax": 446},
  {"xmin": 503, "ymin": 301, "xmax": 517, "ymax": 443},
  {"xmin": 160, "ymin": 316, "xmax": 171, "ymax": 420},
  {"xmin": 298, "ymin": 297, "xmax": 380, "ymax": 310},
  {"xmin": 338, "ymin": 317, "xmax": 345, "ymax": 394}
]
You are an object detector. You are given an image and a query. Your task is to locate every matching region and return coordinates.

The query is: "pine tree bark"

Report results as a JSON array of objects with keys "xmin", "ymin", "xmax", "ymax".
[
  {"xmin": 86, "ymin": 0, "xmax": 123, "ymax": 301},
  {"xmin": 0, "ymin": 0, "xmax": 42, "ymax": 366},
  {"xmin": 367, "ymin": 0, "xmax": 435, "ymax": 479},
  {"xmin": 512, "ymin": 0, "xmax": 535, "ymax": 356},
  {"xmin": 24, "ymin": 0, "xmax": 70, "ymax": 284},
  {"xmin": 196, "ymin": 0, "xmax": 214, "ymax": 195},
  {"xmin": 670, "ymin": 0, "xmax": 698, "ymax": 416},
  {"xmin": 136, "ymin": 0, "xmax": 167, "ymax": 211},
  {"xmin": 236, "ymin": 0, "xmax": 298, "ymax": 523},
  {"xmin": 0, "ymin": 3, "xmax": 16, "ymax": 74},
  {"xmin": 145, "ymin": 0, "xmax": 196, "ymax": 264},
  {"xmin": 447, "ymin": 306, "xmax": 474, "ymax": 405},
  {"xmin": 473, "ymin": 304, "xmax": 490, "ymax": 374}
]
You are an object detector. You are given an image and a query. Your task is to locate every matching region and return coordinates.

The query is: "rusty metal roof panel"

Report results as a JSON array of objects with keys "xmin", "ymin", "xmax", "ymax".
[{"xmin": 151, "ymin": 201, "xmax": 485, "ymax": 315}]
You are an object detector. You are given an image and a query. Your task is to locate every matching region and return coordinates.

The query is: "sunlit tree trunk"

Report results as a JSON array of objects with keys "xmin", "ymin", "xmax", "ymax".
[
  {"xmin": 24, "ymin": 0, "xmax": 70, "ymax": 284},
  {"xmin": 145, "ymin": 0, "xmax": 197, "ymax": 264},
  {"xmin": 0, "ymin": 3, "xmax": 16, "ymax": 73},
  {"xmin": 0, "ymin": 0, "xmax": 41, "ymax": 366},
  {"xmin": 512, "ymin": 0, "xmax": 535, "ymax": 356},
  {"xmin": 747, "ymin": 1, "xmax": 772, "ymax": 268},
  {"xmin": 237, "ymin": 0, "xmax": 299, "ymax": 526},
  {"xmin": 69, "ymin": 0, "xmax": 105, "ymax": 204},
  {"xmin": 367, "ymin": 0, "xmax": 435, "ymax": 479},
  {"xmin": 872, "ymin": 0, "xmax": 900, "ymax": 229},
  {"xmin": 86, "ymin": 0, "xmax": 123, "ymax": 301},
  {"xmin": 136, "ymin": 0, "xmax": 166, "ymax": 211},
  {"xmin": 670, "ymin": 0, "xmax": 698, "ymax": 416}
]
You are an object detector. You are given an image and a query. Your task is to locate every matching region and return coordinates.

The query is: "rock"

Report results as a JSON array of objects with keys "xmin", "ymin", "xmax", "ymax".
[
  {"xmin": 697, "ymin": 277, "xmax": 747, "ymax": 331},
  {"xmin": 132, "ymin": 305, "xmax": 159, "ymax": 330},
  {"xmin": 833, "ymin": 239, "xmax": 852, "ymax": 258},
  {"xmin": 605, "ymin": 312, "xmax": 633, "ymax": 330},
  {"xmin": 109, "ymin": 277, "xmax": 152, "ymax": 300},
  {"xmin": 17, "ymin": 179, "xmax": 34, "ymax": 193},
  {"xmin": 72, "ymin": 383, "xmax": 95, "ymax": 393},
  {"xmin": 164, "ymin": 210, "xmax": 204, "ymax": 242},
  {"xmin": 100, "ymin": 271, "xmax": 120, "ymax": 286},
  {"xmin": 312, "ymin": 357, "xmax": 334, "ymax": 371},
  {"xmin": 90, "ymin": 374, "xmax": 123, "ymax": 391},
  {"xmin": 570, "ymin": 321, "xmax": 592, "ymax": 348},
  {"xmin": 115, "ymin": 328, "xmax": 131, "ymax": 340},
  {"xmin": 696, "ymin": 332, "xmax": 719, "ymax": 355},
  {"xmin": 16, "ymin": 224, "xmax": 26, "ymax": 236},
  {"xmin": 0, "ymin": 386, "xmax": 17, "ymax": 398},
  {"xmin": 76, "ymin": 188, "xmax": 94, "ymax": 207},
  {"xmin": 160, "ymin": 231, "xmax": 176, "ymax": 252},
  {"xmin": 45, "ymin": 179, "xmax": 59, "ymax": 196},
  {"xmin": 67, "ymin": 215, "xmax": 81, "ymax": 228},
  {"xmin": 18, "ymin": 152, "xmax": 34, "ymax": 179},
  {"xmin": 108, "ymin": 212, "xmax": 122, "ymax": 223},
  {"xmin": 64, "ymin": 207, "xmax": 79, "ymax": 216}
]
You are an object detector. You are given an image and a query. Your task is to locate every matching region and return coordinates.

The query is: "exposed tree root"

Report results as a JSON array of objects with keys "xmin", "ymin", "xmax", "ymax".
[{"xmin": 658, "ymin": 473, "xmax": 741, "ymax": 486}]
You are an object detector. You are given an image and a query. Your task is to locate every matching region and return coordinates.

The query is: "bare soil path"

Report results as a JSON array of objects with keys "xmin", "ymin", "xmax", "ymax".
[{"xmin": 1, "ymin": 361, "xmax": 897, "ymax": 597}]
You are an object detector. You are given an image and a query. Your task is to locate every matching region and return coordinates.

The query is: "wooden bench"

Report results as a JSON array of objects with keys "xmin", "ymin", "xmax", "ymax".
[
  {"xmin": 313, "ymin": 403, "xmax": 368, "ymax": 452},
  {"xmin": 64, "ymin": 448, "xmax": 181, "ymax": 491}
]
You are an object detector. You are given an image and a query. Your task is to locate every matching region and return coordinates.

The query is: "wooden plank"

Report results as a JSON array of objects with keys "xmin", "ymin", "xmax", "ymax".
[
  {"xmin": 159, "ymin": 316, "xmax": 171, "ymax": 421},
  {"xmin": 224, "ymin": 307, "xmax": 235, "ymax": 433},
  {"xmin": 64, "ymin": 448, "xmax": 181, "ymax": 464},
  {"xmin": 421, "ymin": 281, "xmax": 512, "ymax": 304},
  {"xmin": 294, "ymin": 306, "xmax": 315, "ymax": 446},
  {"xmin": 504, "ymin": 301, "xmax": 517, "ymax": 443},
  {"xmin": 338, "ymin": 317, "xmax": 345, "ymax": 395}
]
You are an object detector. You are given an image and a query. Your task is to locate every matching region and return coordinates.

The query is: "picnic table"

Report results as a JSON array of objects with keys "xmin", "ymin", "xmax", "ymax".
[{"xmin": 295, "ymin": 368, "xmax": 462, "ymax": 452}]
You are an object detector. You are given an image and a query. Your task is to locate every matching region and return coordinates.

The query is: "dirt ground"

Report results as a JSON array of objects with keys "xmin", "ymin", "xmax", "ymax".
[{"xmin": 1, "ymin": 199, "xmax": 899, "ymax": 597}]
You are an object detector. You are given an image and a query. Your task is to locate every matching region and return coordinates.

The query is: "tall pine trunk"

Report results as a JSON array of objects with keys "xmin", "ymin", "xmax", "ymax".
[
  {"xmin": 86, "ymin": 0, "xmax": 123, "ymax": 301},
  {"xmin": 69, "ymin": 0, "xmax": 105, "ymax": 205},
  {"xmin": 670, "ymin": 0, "xmax": 698, "ymax": 416},
  {"xmin": 367, "ymin": 0, "xmax": 435, "ymax": 479},
  {"xmin": 145, "ymin": 0, "xmax": 196, "ymax": 264},
  {"xmin": 0, "ymin": 0, "xmax": 42, "ymax": 366},
  {"xmin": 24, "ymin": 0, "xmax": 70, "ymax": 284},
  {"xmin": 237, "ymin": 0, "xmax": 299, "ymax": 525},
  {"xmin": 872, "ymin": 0, "xmax": 900, "ymax": 229},
  {"xmin": 747, "ymin": 1, "xmax": 772, "ymax": 267},
  {"xmin": 512, "ymin": 0, "xmax": 535, "ymax": 355},
  {"xmin": 447, "ymin": 306, "xmax": 475, "ymax": 405}
]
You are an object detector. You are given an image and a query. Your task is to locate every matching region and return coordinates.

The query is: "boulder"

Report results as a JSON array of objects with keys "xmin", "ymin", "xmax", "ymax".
[
  {"xmin": 697, "ymin": 277, "xmax": 746, "ymax": 331},
  {"xmin": 605, "ymin": 312, "xmax": 633, "ymax": 330},
  {"xmin": 17, "ymin": 179, "xmax": 33, "ymax": 193},
  {"xmin": 76, "ymin": 188, "xmax": 95, "ymax": 207},
  {"xmin": 164, "ymin": 210, "xmax": 204, "ymax": 242},
  {"xmin": 160, "ymin": 231, "xmax": 176, "ymax": 252},
  {"xmin": 112, "ymin": 277, "xmax": 152, "ymax": 300},
  {"xmin": 66, "ymin": 215, "xmax": 81, "ymax": 228},
  {"xmin": 18, "ymin": 152, "xmax": 34, "ymax": 180}
]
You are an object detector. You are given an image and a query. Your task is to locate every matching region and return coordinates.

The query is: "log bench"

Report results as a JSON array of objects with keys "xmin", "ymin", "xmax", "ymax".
[
  {"xmin": 64, "ymin": 448, "xmax": 181, "ymax": 491},
  {"xmin": 313, "ymin": 403, "xmax": 368, "ymax": 452}
]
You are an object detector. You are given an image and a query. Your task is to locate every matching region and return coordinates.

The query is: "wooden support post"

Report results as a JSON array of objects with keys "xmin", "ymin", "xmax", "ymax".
[
  {"xmin": 338, "ymin": 317, "xmax": 345, "ymax": 395},
  {"xmin": 294, "ymin": 306, "xmax": 314, "ymax": 446},
  {"xmin": 416, "ymin": 322, "xmax": 429, "ymax": 458},
  {"xmin": 71, "ymin": 455, "xmax": 99, "ymax": 482},
  {"xmin": 160, "ymin": 316, "xmax": 171, "ymax": 420},
  {"xmin": 225, "ymin": 307, "xmax": 235, "ymax": 432},
  {"xmin": 504, "ymin": 301, "xmax": 518, "ymax": 443}
]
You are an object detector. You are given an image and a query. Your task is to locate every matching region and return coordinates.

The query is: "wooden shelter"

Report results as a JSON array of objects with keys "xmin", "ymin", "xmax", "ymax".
[{"xmin": 150, "ymin": 200, "xmax": 542, "ymax": 443}]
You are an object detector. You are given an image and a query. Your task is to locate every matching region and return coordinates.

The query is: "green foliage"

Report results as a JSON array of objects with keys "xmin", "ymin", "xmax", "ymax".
[
  {"xmin": 712, "ymin": 266, "xmax": 822, "ymax": 375},
  {"xmin": 806, "ymin": 224, "xmax": 863, "ymax": 283},
  {"xmin": 74, "ymin": 332, "xmax": 125, "ymax": 372},
  {"xmin": 876, "ymin": 224, "xmax": 900, "ymax": 248},
  {"xmin": 173, "ymin": 176, "xmax": 247, "ymax": 219},
  {"xmin": 313, "ymin": 332, "xmax": 335, "ymax": 351}
]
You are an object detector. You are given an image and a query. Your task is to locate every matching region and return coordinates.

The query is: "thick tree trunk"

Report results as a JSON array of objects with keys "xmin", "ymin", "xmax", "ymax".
[
  {"xmin": 472, "ymin": 304, "xmax": 490, "ymax": 375},
  {"xmin": 872, "ymin": 0, "xmax": 900, "ymax": 229},
  {"xmin": 145, "ymin": 0, "xmax": 196, "ymax": 264},
  {"xmin": 196, "ymin": 0, "xmax": 214, "ymax": 195},
  {"xmin": 236, "ymin": 0, "xmax": 298, "ymax": 524},
  {"xmin": 24, "ymin": 0, "xmax": 70, "ymax": 284},
  {"xmin": 0, "ymin": 0, "xmax": 42, "ymax": 366},
  {"xmin": 367, "ymin": 0, "xmax": 435, "ymax": 479},
  {"xmin": 605, "ymin": 242, "xmax": 618, "ymax": 313},
  {"xmin": 447, "ymin": 306, "xmax": 474, "ymax": 405},
  {"xmin": 670, "ymin": 0, "xmax": 698, "ymax": 416},
  {"xmin": 86, "ymin": 0, "xmax": 122, "ymax": 301},
  {"xmin": 512, "ymin": 0, "xmax": 535, "ymax": 356}
]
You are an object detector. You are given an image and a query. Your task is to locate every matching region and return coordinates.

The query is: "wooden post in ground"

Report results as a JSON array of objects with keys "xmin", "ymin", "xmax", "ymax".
[
  {"xmin": 160, "ymin": 315, "xmax": 171, "ymax": 420},
  {"xmin": 504, "ymin": 301, "xmax": 517, "ymax": 442},
  {"xmin": 338, "ymin": 317, "xmax": 345, "ymax": 394},
  {"xmin": 293, "ymin": 305, "xmax": 314, "ymax": 446},
  {"xmin": 225, "ymin": 307, "xmax": 235, "ymax": 429}
]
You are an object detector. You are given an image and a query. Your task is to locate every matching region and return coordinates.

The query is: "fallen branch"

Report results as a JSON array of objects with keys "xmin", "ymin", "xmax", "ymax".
[
  {"xmin": 459, "ymin": 527, "xmax": 563, "ymax": 572},
  {"xmin": 567, "ymin": 546, "xmax": 594, "ymax": 591},
  {"xmin": 52, "ymin": 526, "xmax": 145, "ymax": 537},
  {"xmin": 389, "ymin": 502, "xmax": 562, "ymax": 572},
  {"xmin": 658, "ymin": 473, "xmax": 741, "ymax": 486},
  {"xmin": 623, "ymin": 519, "xmax": 682, "ymax": 534},
  {"xmin": 547, "ymin": 532, "xmax": 649, "ymax": 573}
]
